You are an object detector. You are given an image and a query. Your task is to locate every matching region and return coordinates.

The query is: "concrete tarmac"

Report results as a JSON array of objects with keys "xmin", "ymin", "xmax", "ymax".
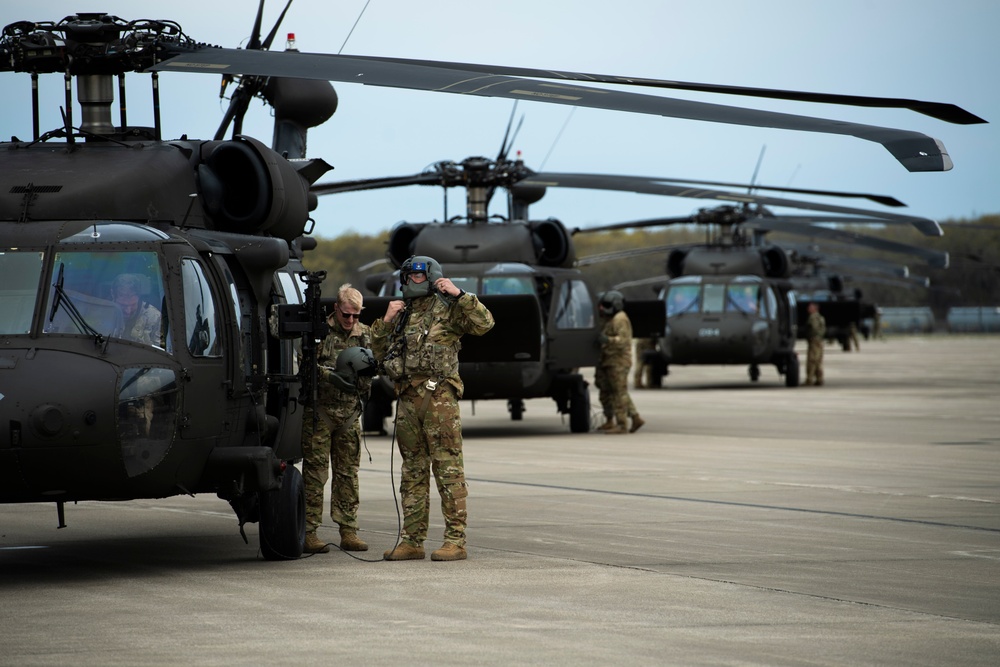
[{"xmin": 1, "ymin": 335, "xmax": 999, "ymax": 666}]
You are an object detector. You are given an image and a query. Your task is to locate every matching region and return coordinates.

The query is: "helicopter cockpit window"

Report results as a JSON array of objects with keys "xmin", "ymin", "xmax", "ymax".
[
  {"xmin": 725, "ymin": 283, "xmax": 760, "ymax": 315},
  {"xmin": 764, "ymin": 285, "xmax": 778, "ymax": 320},
  {"xmin": 450, "ymin": 277, "xmax": 479, "ymax": 294},
  {"xmin": 181, "ymin": 259, "xmax": 221, "ymax": 358},
  {"xmin": 481, "ymin": 276, "xmax": 533, "ymax": 295},
  {"xmin": 667, "ymin": 284, "xmax": 701, "ymax": 317},
  {"xmin": 0, "ymin": 251, "xmax": 43, "ymax": 335},
  {"xmin": 554, "ymin": 280, "xmax": 595, "ymax": 330},
  {"xmin": 702, "ymin": 284, "xmax": 726, "ymax": 314},
  {"xmin": 43, "ymin": 251, "xmax": 169, "ymax": 350}
]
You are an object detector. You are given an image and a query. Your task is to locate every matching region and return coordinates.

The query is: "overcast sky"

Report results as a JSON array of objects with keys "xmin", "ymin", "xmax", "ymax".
[{"xmin": 4, "ymin": 0, "xmax": 997, "ymax": 239}]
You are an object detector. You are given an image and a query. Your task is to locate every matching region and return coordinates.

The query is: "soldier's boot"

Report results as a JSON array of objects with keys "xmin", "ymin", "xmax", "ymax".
[
  {"xmin": 431, "ymin": 542, "xmax": 467, "ymax": 561},
  {"xmin": 383, "ymin": 542, "xmax": 425, "ymax": 561},
  {"xmin": 630, "ymin": 414, "xmax": 646, "ymax": 433},
  {"xmin": 604, "ymin": 416, "xmax": 628, "ymax": 434},
  {"xmin": 304, "ymin": 531, "xmax": 330, "ymax": 554},
  {"xmin": 597, "ymin": 416, "xmax": 616, "ymax": 431},
  {"xmin": 339, "ymin": 528, "xmax": 369, "ymax": 552}
]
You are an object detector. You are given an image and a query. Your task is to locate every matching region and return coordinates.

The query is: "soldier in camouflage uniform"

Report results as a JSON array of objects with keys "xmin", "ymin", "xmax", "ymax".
[
  {"xmin": 804, "ymin": 301, "xmax": 826, "ymax": 386},
  {"xmin": 595, "ymin": 291, "xmax": 644, "ymax": 434},
  {"xmin": 112, "ymin": 273, "xmax": 162, "ymax": 346},
  {"xmin": 302, "ymin": 284, "xmax": 373, "ymax": 554},
  {"xmin": 371, "ymin": 256, "xmax": 494, "ymax": 562}
]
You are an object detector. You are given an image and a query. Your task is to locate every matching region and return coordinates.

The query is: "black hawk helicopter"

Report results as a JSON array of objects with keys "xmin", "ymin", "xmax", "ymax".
[
  {"xmin": 312, "ymin": 150, "xmax": 949, "ymax": 426},
  {"xmin": 0, "ymin": 3, "xmax": 982, "ymax": 557},
  {"xmin": 574, "ymin": 197, "xmax": 946, "ymax": 387}
]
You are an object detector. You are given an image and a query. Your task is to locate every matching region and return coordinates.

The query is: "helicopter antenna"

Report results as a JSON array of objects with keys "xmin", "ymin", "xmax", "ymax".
[
  {"xmin": 496, "ymin": 101, "xmax": 522, "ymax": 163},
  {"xmin": 748, "ymin": 145, "xmax": 766, "ymax": 195},
  {"xmin": 338, "ymin": 0, "xmax": 373, "ymax": 54},
  {"xmin": 539, "ymin": 108, "xmax": 576, "ymax": 171}
]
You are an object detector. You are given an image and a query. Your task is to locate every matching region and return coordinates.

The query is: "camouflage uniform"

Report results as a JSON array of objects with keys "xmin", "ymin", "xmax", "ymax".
[
  {"xmin": 122, "ymin": 302, "xmax": 162, "ymax": 346},
  {"xmin": 596, "ymin": 310, "xmax": 638, "ymax": 428},
  {"xmin": 371, "ymin": 292, "xmax": 494, "ymax": 549},
  {"xmin": 633, "ymin": 337, "xmax": 656, "ymax": 388},
  {"xmin": 805, "ymin": 309, "xmax": 826, "ymax": 386},
  {"xmin": 301, "ymin": 320, "xmax": 372, "ymax": 534}
]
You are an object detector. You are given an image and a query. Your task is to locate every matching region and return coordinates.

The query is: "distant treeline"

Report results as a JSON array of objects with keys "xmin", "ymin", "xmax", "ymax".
[{"xmin": 302, "ymin": 214, "xmax": 999, "ymax": 315}]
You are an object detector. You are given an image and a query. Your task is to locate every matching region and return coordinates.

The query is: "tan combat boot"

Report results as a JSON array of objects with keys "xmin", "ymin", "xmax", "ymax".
[
  {"xmin": 431, "ymin": 543, "xmax": 467, "ymax": 561},
  {"xmin": 304, "ymin": 531, "xmax": 330, "ymax": 554},
  {"xmin": 630, "ymin": 414, "xmax": 646, "ymax": 433},
  {"xmin": 597, "ymin": 417, "xmax": 616, "ymax": 431},
  {"xmin": 339, "ymin": 528, "xmax": 369, "ymax": 552},
  {"xmin": 383, "ymin": 542, "xmax": 425, "ymax": 561}
]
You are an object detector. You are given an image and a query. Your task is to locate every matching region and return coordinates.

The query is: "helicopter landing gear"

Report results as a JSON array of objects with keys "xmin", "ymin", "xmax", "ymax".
[
  {"xmin": 569, "ymin": 378, "xmax": 591, "ymax": 433},
  {"xmin": 784, "ymin": 353, "xmax": 800, "ymax": 387},
  {"xmin": 748, "ymin": 364, "xmax": 761, "ymax": 382},
  {"xmin": 258, "ymin": 465, "xmax": 305, "ymax": 561},
  {"xmin": 508, "ymin": 399, "xmax": 525, "ymax": 421}
]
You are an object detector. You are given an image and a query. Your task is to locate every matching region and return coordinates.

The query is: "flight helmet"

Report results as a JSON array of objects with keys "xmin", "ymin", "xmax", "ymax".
[
  {"xmin": 327, "ymin": 346, "xmax": 378, "ymax": 393},
  {"xmin": 399, "ymin": 255, "xmax": 444, "ymax": 299},
  {"xmin": 599, "ymin": 290, "xmax": 625, "ymax": 316}
]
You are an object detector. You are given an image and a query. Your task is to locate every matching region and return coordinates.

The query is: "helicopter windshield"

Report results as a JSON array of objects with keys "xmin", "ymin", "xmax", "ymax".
[
  {"xmin": 481, "ymin": 276, "xmax": 534, "ymax": 295},
  {"xmin": 666, "ymin": 284, "xmax": 701, "ymax": 316},
  {"xmin": 0, "ymin": 250, "xmax": 44, "ymax": 335},
  {"xmin": 43, "ymin": 250, "xmax": 169, "ymax": 351},
  {"xmin": 725, "ymin": 283, "xmax": 760, "ymax": 315}
]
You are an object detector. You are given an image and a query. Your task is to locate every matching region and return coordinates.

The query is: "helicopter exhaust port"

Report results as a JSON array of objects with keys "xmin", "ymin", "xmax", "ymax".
[{"xmin": 196, "ymin": 136, "xmax": 312, "ymax": 241}]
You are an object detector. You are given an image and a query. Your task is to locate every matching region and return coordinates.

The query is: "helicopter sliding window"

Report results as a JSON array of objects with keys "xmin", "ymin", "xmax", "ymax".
[
  {"xmin": 43, "ymin": 250, "xmax": 169, "ymax": 350},
  {"xmin": 180, "ymin": 259, "xmax": 221, "ymax": 357},
  {"xmin": 554, "ymin": 280, "xmax": 595, "ymax": 330},
  {"xmin": 0, "ymin": 251, "xmax": 44, "ymax": 335}
]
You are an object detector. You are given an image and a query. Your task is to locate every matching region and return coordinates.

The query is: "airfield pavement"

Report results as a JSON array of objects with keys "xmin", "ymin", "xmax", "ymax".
[{"xmin": 1, "ymin": 334, "xmax": 999, "ymax": 666}]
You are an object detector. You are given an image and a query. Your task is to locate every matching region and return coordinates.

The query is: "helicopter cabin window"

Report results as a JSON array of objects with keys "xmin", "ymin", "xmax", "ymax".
[
  {"xmin": 180, "ymin": 259, "xmax": 222, "ymax": 357},
  {"xmin": 764, "ymin": 286, "xmax": 778, "ymax": 320},
  {"xmin": 667, "ymin": 284, "xmax": 701, "ymax": 317},
  {"xmin": 481, "ymin": 276, "xmax": 533, "ymax": 295},
  {"xmin": 0, "ymin": 251, "xmax": 44, "ymax": 335},
  {"xmin": 43, "ymin": 250, "xmax": 169, "ymax": 351},
  {"xmin": 554, "ymin": 280, "xmax": 595, "ymax": 330}
]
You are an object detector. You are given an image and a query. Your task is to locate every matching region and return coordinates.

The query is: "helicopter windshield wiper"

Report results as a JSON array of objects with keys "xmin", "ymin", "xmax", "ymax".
[{"xmin": 48, "ymin": 263, "xmax": 106, "ymax": 345}]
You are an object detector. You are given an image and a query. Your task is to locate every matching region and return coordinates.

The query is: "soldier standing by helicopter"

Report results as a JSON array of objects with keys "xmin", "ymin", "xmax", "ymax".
[
  {"xmin": 804, "ymin": 301, "xmax": 827, "ymax": 386},
  {"xmin": 301, "ymin": 284, "xmax": 373, "ymax": 554},
  {"xmin": 372, "ymin": 256, "xmax": 494, "ymax": 562},
  {"xmin": 596, "ymin": 291, "xmax": 645, "ymax": 434}
]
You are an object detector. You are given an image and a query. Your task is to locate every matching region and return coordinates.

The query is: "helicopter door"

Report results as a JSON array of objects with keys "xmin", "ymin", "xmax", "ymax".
[
  {"xmin": 177, "ymin": 258, "xmax": 228, "ymax": 441},
  {"xmin": 546, "ymin": 277, "xmax": 600, "ymax": 370}
]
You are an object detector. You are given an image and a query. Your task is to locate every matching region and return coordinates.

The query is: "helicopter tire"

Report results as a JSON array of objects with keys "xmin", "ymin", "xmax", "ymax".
[
  {"xmin": 749, "ymin": 365, "xmax": 761, "ymax": 382},
  {"xmin": 784, "ymin": 354, "xmax": 800, "ymax": 388},
  {"xmin": 648, "ymin": 365, "xmax": 666, "ymax": 388},
  {"xmin": 258, "ymin": 465, "xmax": 306, "ymax": 561},
  {"xmin": 569, "ymin": 381, "xmax": 591, "ymax": 433},
  {"xmin": 508, "ymin": 399, "xmax": 525, "ymax": 421}
]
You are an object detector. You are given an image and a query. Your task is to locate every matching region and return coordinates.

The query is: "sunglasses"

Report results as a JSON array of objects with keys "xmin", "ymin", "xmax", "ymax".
[{"xmin": 339, "ymin": 311, "xmax": 361, "ymax": 320}]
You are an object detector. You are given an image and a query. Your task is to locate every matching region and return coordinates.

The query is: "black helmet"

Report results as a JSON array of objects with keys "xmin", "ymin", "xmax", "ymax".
[
  {"xmin": 327, "ymin": 346, "xmax": 378, "ymax": 393},
  {"xmin": 599, "ymin": 290, "xmax": 625, "ymax": 315},
  {"xmin": 399, "ymin": 255, "xmax": 444, "ymax": 299}
]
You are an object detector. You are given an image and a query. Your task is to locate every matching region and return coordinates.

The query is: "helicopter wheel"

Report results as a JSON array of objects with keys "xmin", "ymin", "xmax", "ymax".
[
  {"xmin": 508, "ymin": 399, "xmax": 525, "ymax": 421},
  {"xmin": 748, "ymin": 365, "xmax": 761, "ymax": 382},
  {"xmin": 568, "ymin": 379, "xmax": 591, "ymax": 433},
  {"xmin": 784, "ymin": 354, "xmax": 800, "ymax": 388},
  {"xmin": 258, "ymin": 465, "xmax": 306, "ymax": 561}
]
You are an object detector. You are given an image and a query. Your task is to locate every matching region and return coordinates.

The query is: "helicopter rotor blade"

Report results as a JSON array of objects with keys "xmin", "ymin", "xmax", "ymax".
[
  {"xmin": 573, "ymin": 216, "xmax": 698, "ymax": 235},
  {"xmin": 260, "ymin": 0, "xmax": 296, "ymax": 51},
  {"xmin": 311, "ymin": 171, "xmax": 447, "ymax": 195},
  {"xmin": 576, "ymin": 242, "xmax": 699, "ymax": 266},
  {"xmin": 521, "ymin": 172, "xmax": 941, "ymax": 235},
  {"xmin": 148, "ymin": 49, "xmax": 970, "ymax": 172},
  {"xmin": 745, "ymin": 217, "xmax": 949, "ymax": 268}
]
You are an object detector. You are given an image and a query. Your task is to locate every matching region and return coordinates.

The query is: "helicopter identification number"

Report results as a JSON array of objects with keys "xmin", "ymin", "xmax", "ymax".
[{"xmin": 698, "ymin": 328, "xmax": 721, "ymax": 338}]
